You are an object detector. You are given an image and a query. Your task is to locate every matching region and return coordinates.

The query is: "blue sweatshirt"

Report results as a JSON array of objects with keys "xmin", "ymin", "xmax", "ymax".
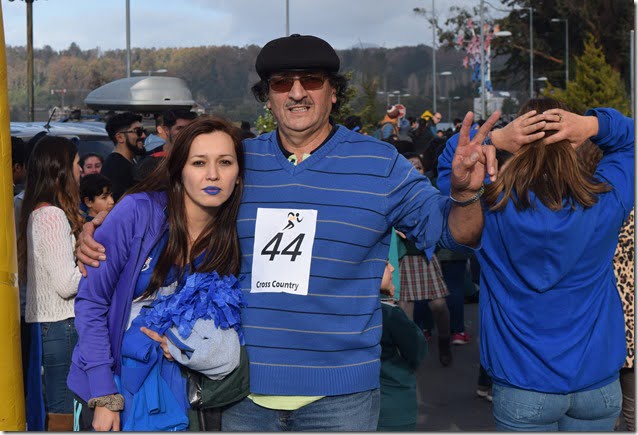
[
  {"xmin": 437, "ymin": 108, "xmax": 634, "ymax": 393},
  {"xmin": 238, "ymin": 125, "xmax": 469, "ymax": 396},
  {"xmin": 68, "ymin": 191, "xmax": 169, "ymax": 401}
]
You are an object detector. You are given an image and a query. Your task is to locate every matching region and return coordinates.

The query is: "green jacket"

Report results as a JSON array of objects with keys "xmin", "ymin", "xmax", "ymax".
[{"xmin": 378, "ymin": 301, "xmax": 428, "ymax": 429}]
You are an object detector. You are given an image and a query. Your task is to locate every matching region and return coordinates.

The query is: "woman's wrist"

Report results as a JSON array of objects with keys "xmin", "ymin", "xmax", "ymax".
[
  {"xmin": 585, "ymin": 115, "xmax": 600, "ymax": 138},
  {"xmin": 487, "ymin": 129, "xmax": 507, "ymax": 152},
  {"xmin": 88, "ymin": 394, "xmax": 124, "ymax": 411}
]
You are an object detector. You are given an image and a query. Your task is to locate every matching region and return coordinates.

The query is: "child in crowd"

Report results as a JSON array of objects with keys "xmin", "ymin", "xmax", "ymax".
[
  {"xmin": 398, "ymin": 152, "xmax": 452, "ymax": 366},
  {"xmin": 378, "ymin": 261, "xmax": 428, "ymax": 431},
  {"xmin": 80, "ymin": 173, "xmax": 114, "ymax": 221}
]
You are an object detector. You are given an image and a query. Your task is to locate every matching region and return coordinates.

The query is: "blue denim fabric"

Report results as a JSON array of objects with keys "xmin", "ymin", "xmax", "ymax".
[
  {"xmin": 441, "ymin": 260, "xmax": 467, "ymax": 334},
  {"xmin": 222, "ymin": 389, "xmax": 380, "ymax": 431},
  {"xmin": 492, "ymin": 380, "xmax": 622, "ymax": 431},
  {"xmin": 41, "ymin": 318, "xmax": 78, "ymax": 413}
]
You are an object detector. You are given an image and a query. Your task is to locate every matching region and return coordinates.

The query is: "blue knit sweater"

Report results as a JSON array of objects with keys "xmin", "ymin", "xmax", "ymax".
[{"xmin": 238, "ymin": 125, "xmax": 467, "ymax": 396}]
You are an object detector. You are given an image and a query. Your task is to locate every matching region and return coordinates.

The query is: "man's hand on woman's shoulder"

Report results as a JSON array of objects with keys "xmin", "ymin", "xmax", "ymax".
[{"xmin": 76, "ymin": 210, "xmax": 109, "ymax": 276}]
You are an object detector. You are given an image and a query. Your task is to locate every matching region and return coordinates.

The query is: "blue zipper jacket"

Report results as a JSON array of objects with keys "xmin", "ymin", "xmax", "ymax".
[
  {"xmin": 437, "ymin": 108, "xmax": 634, "ymax": 393},
  {"xmin": 68, "ymin": 191, "xmax": 169, "ymax": 402}
]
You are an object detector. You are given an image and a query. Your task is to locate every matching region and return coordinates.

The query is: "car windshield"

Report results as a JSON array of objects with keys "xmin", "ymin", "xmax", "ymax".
[{"xmin": 10, "ymin": 122, "xmax": 114, "ymax": 160}]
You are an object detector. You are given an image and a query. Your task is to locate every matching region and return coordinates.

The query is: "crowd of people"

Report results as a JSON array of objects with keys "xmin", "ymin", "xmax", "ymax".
[{"xmin": 11, "ymin": 33, "xmax": 634, "ymax": 432}]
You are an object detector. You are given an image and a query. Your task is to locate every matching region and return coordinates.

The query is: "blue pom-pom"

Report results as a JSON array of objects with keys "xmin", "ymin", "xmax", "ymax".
[{"xmin": 139, "ymin": 271, "xmax": 246, "ymax": 345}]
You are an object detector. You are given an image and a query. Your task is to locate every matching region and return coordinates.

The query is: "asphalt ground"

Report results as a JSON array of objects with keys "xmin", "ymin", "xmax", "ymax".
[
  {"xmin": 414, "ymin": 300, "xmax": 630, "ymax": 432},
  {"xmin": 415, "ymin": 300, "xmax": 496, "ymax": 431}
]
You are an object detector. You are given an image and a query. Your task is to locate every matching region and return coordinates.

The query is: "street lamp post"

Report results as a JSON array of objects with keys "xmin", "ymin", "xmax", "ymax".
[
  {"xmin": 551, "ymin": 18, "xmax": 569, "ymax": 87},
  {"xmin": 529, "ymin": 7, "xmax": 534, "ymax": 100},
  {"xmin": 478, "ymin": 2, "xmax": 510, "ymax": 119},
  {"xmin": 377, "ymin": 90, "xmax": 400, "ymax": 107},
  {"xmin": 437, "ymin": 71, "xmax": 452, "ymax": 115},
  {"xmin": 534, "ymin": 76, "xmax": 547, "ymax": 97},
  {"xmin": 9, "ymin": 0, "xmax": 39, "ymax": 120},
  {"xmin": 26, "ymin": 0, "xmax": 34, "ymax": 121},
  {"xmin": 431, "ymin": 0, "xmax": 438, "ymax": 113},
  {"xmin": 412, "ymin": 2, "xmax": 440, "ymax": 113},
  {"xmin": 285, "ymin": 0, "xmax": 290, "ymax": 36},
  {"xmin": 126, "ymin": 0, "xmax": 131, "ymax": 78},
  {"xmin": 439, "ymin": 96, "xmax": 460, "ymax": 123}
]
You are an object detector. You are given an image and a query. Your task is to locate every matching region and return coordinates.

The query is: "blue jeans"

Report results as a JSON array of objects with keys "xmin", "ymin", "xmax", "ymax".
[
  {"xmin": 222, "ymin": 389, "xmax": 380, "ymax": 431},
  {"xmin": 41, "ymin": 318, "xmax": 78, "ymax": 414},
  {"xmin": 492, "ymin": 380, "xmax": 622, "ymax": 431},
  {"xmin": 441, "ymin": 260, "xmax": 467, "ymax": 334}
]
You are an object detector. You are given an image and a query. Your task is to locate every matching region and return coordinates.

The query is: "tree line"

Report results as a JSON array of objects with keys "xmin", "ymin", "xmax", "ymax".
[{"xmin": 8, "ymin": 0, "xmax": 633, "ymax": 127}]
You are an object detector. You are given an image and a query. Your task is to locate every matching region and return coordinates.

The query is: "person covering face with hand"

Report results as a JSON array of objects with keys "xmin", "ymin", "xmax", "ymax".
[{"xmin": 437, "ymin": 98, "xmax": 634, "ymax": 431}]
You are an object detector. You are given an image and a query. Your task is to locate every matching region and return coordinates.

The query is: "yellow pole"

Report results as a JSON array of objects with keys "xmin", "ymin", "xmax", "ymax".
[{"xmin": 0, "ymin": 1, "xmax": 26, "ymax": 430}]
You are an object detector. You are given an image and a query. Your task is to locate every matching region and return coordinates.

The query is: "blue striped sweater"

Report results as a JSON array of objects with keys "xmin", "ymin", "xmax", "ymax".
[{"xmin": 238, "ymin": 125, "xmax": 463, "ymax": 396}]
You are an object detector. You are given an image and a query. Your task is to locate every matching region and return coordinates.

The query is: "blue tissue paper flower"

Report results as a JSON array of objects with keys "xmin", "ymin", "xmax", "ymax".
[{"xmin": 140, "ymin": 271, "xmax": 246, "ymax": 344}]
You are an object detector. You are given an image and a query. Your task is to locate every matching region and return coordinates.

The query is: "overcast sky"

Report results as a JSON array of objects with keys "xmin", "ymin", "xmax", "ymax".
[{"xmin": 2, "ymin": 0, "xmax": 501, "ymax": 51}]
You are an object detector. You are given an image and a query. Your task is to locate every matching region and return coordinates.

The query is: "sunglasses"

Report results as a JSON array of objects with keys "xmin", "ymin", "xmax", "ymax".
[
  {"xmin": 119, "ymin": 127, "xmax": 147, "ymax": 137},
  {"xmin": 268, "ymin": 74, "xmax": 326, "ymax": 93}
]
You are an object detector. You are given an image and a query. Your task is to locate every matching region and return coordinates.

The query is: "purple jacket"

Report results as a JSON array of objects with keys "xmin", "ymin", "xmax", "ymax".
[{"xmin": 67, "ymin": 191, "xmax": 169, "ymax": 402}]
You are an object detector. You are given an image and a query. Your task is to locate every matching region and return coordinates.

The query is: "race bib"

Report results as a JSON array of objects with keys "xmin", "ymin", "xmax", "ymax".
[{"xmin": 251, "ymin": 208, "xmax": 318, "ymax": 296}]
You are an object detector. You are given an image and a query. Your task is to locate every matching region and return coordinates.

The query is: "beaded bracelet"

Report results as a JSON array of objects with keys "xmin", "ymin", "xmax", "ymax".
[
  {"xmin": 450, "ymin": 185, "xmax": 485, "ymax": 207},
  {"xmin": 88, "ymin": 394, "xmax": 125, "ymax": 411}
]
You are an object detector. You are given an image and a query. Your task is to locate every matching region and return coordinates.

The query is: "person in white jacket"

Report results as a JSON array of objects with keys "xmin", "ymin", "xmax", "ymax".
[{"xmin": 17, "ymin": 135, "xmax": 83, "ymax": 431}]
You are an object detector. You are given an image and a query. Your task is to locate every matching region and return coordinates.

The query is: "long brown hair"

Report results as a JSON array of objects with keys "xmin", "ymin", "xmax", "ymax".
[
  {"xmin": 484, "ymin": 98, "xmax": 612, "ymax": 212},
  {"xmin": 129, "ymin": 115, "xmax": 245, "ymax": 299},
  {"xmin": 18, "ymin": 135, "xmax": 83, "ymax": 284}
]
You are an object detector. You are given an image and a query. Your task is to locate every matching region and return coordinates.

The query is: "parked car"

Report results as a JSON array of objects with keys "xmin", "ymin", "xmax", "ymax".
[{"xmin": 10, "ymin": 121, "xmax": 113, "ymax": 159}]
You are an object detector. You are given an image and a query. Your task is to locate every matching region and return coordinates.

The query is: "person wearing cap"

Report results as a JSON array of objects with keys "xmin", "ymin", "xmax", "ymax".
[
  {"xmin": 75, "ymin": 34, "xmax": 501, "ymax": 431},
  {"xmin": 378, "ymin": 105, "xmax": 401, "ymax": 141}
]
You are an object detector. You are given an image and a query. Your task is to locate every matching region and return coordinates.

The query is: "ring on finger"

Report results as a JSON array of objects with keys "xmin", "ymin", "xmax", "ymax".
[{"xmin": 558, "ymin": 114, "xmax": 562, "ymax": 122}]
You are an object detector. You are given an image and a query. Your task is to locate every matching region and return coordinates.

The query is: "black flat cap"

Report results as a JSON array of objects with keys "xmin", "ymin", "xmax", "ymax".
[{"xmin": 255, "ymin": 34, "xmax": 340, "ymax": 79}]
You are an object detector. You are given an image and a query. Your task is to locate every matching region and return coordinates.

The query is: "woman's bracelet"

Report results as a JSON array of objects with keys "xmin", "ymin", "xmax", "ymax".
[
  {"xmin": 88, "ymin": 394, "xmax": 125, "ymax": 411},
  {"xmin": 450, "ymin": 185, "xmax": 485, "ymax": 207}
]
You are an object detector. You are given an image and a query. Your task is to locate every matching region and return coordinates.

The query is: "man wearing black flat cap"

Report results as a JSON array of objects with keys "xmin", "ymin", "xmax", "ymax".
[
  {"xmin": 222, "ymin": 34, "xmax": 502, "ymax": 431},
  {"xmin": 76, "ymin": 34, "xmax": 502, "ymax": 432}
]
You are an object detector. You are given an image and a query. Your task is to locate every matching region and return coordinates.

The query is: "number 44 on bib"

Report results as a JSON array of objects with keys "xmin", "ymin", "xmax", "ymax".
[{"xmin": 251, "ymin": 208, "xmax": 318, "ymax": 296}]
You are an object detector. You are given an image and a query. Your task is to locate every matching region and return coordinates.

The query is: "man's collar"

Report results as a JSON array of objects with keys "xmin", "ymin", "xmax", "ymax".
[{"xmin": 276, "ymin": 119, "xmax": 337, "ymax": 159}]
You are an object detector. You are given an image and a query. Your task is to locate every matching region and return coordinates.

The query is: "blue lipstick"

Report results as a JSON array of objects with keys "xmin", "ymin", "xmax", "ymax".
[{"xmin": 203, "ymin": 186, "xmax": 221, "ymax": 195}]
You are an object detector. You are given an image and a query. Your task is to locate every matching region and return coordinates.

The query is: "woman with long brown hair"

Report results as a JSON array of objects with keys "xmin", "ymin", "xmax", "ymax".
[
  {"xmin": 67, "ymin": 115, "xmax": 246, "ymax": 431},
  {"xmin": 437, "ymin": 99, "xmax": 634, "ymax": 431},
  {"xmin": 18, "ymin": 135, "xmax": 83, "ymax": 430}
]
